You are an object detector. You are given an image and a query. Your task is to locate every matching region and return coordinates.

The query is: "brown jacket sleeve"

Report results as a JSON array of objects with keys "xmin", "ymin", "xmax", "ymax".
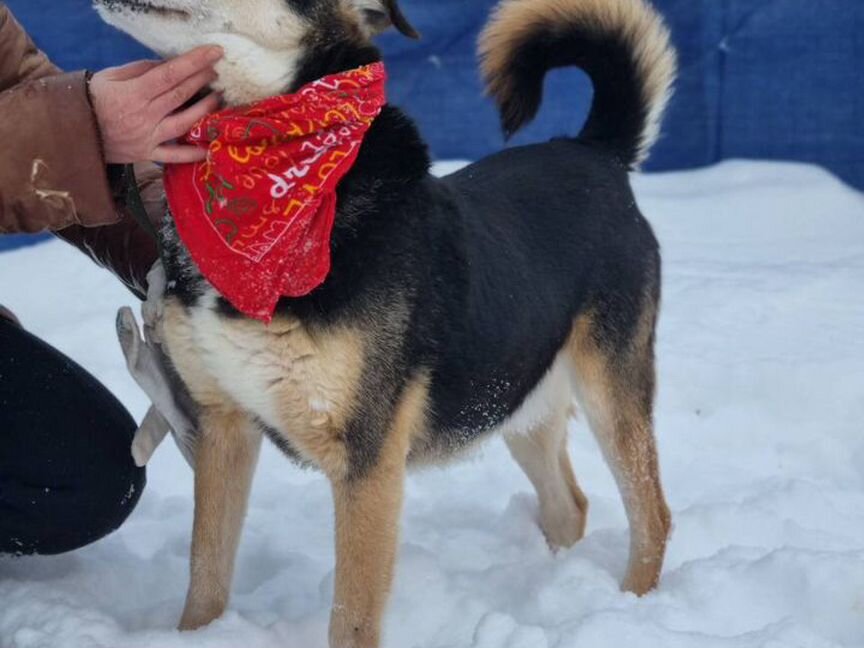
[
  {"xmin": 56, "ymin": 164, "xmax": 163, "ymax": 299},
  {"xmin": 0, "ymin": 4, "xmax": 160, "ymax": 297},
  {"xmin": 0, "ymin": 6, "xmax": 119, "ymax": 232}
]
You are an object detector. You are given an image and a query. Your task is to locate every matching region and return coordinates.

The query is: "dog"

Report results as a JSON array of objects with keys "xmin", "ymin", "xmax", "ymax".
[{"xmin": 98, "ymin": 0, "xmax": 677, "ymax": 646}]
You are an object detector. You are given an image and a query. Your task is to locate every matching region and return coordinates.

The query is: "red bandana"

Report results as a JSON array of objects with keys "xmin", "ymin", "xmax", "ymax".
[{"xmin": 163, "ymin": 63, "xmax": 387, "ymax": 322}]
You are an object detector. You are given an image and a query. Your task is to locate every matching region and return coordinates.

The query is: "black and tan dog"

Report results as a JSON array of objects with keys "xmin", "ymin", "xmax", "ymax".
[{"xmin": 99, "ymin": 0, "xmax": 677, "ymax": 645}]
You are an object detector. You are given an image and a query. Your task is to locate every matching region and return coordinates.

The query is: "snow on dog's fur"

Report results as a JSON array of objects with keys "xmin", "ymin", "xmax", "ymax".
[{"xmin": 97, "ymin": 0, "xmax": 677, "ymax": 646}]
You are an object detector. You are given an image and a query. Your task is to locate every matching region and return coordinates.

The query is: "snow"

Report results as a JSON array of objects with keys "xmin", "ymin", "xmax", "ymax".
[{"xmin": 1, "ymin": 160, "xmax": 863, "ymax": 648}]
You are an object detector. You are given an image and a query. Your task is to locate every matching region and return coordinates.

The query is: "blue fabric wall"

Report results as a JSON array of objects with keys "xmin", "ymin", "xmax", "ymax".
[
  {"xmin": 1, "ymin": 0, "xmax": 861, "ymax": 252},
  {"xmin": 7, "ymin": 0, "xmax": 860, "ymax": 183}
]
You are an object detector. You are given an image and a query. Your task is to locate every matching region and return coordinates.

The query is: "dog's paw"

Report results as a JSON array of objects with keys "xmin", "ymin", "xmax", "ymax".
[
  {"xmin": 178, "ymin": 599, "xmax": 226, "ymax": 632},
  {"xmin": 540, "ymin": 508, "xmax": 587, "ymax": 551}
]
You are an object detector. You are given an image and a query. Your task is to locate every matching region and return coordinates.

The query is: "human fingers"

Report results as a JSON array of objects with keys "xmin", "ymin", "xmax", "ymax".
[
  {"xmin": 151, "ymin": 143, "xmax": 208, "ymax": 164},
  {"xmin": 104, "ymin": 59, "xmax": 161, "ymax": 81},
  {"xmin": 137, "ymin": 45, "xmax": 223, "ymax": 99},
  {"xmin": 155, "ymin": 92, "xmax": 221, "ymax": 142},
  {"xmin": 150, "ymin": 67, "xmax": 218, "ymax": 117}
]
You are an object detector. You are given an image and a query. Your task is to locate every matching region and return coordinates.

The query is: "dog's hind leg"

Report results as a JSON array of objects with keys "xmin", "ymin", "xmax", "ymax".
[
  {"xmin": 505, "ymin": 410, "xmax": 589, "ymax": 550},
  {"xmin": 568, "ymin": 307, "xmax": 671, "ymax": 596},
  {"xmin": 179, "ymin": 407, "xmax": 262, "ymax": 631}
]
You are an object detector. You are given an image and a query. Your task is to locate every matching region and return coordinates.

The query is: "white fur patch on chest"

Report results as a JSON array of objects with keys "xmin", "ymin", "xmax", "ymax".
[{"xmin": 184, "ymin": 293, "xmax": 364, "ymax": 446}]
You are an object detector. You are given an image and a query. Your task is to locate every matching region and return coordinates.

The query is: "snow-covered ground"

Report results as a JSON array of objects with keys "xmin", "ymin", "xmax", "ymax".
[{"xmin": 1, "ymin": 160, "xmax": 863, "ymax": 648}]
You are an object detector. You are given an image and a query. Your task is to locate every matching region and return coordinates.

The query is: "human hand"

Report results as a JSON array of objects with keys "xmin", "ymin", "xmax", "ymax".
[{"xmin": 89, "ymin": 46, "xmax": 224, "ymax": 165}]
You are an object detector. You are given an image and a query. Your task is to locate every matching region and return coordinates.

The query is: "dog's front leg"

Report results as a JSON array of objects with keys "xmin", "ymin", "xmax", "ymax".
[
  {"xmin": 327, "ymin": 380, "xmax": 426, "ymax": 648},
  {"xmin": 329, "ymin": 458, "xmax": 406, "ymax": 648},
  {"xmin": 179, "ymin": 407, "xmax": 262, "ymax": 631}
]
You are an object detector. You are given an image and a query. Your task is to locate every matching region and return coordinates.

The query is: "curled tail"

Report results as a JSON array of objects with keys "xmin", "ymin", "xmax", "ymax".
[{"xmin": 479, "ymin": 0, "xmax": 677, "ymax": 168}]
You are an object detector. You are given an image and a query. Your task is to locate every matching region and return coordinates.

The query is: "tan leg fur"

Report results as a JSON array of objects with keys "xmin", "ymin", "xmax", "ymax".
[
  {"xmin": 505, "ymin": 410, "xmax": 589, "ymax": 550},
  {"xmin": 158, "ymin": 300, "xmax": 264, "ymax": 630},
  {"xmin": 179, "ymin": 407, "xmax": 262, "ymax": 630},
  {"xmin": 328, "ymin": 377, "xmax": 428, "ymax": 648},
  {"xmin": 568, "ymin": 312, "xmax": 671, "ymax": 595}
]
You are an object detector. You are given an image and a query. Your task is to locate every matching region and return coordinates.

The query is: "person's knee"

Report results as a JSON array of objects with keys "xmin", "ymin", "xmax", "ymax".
[
  {"xmin": 0, "ymin": 460, "xmax": 145, "ymax": 556},
  {"xmin": 37, "ymin": 410, "xmax": 147, "ymax": 555},
  {"xmin": 0, "ymin": 321, "xmax": 148, "ymax": 555}
]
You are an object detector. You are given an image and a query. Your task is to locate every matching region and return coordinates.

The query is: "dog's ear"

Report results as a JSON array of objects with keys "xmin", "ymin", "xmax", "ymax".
[{"xmin": 352, "ymin": 0, "xmax": 420, "ymax": 39}]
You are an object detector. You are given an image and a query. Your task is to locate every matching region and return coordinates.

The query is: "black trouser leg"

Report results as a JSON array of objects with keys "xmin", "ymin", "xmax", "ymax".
[{"xmin": 0, "ymin": 317, "xmax": 145, "ymax": 555}]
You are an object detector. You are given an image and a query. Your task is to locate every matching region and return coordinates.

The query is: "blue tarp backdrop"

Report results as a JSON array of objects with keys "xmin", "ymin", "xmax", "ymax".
[{"xmin": 1, "ymin": 0, "xmax": 862, "ymax": 249}]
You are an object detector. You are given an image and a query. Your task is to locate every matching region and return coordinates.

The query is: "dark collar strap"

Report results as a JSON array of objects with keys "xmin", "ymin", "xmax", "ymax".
[{"xmin": 119, "ymin": 164, "xmax": 160, "ymax": 242}]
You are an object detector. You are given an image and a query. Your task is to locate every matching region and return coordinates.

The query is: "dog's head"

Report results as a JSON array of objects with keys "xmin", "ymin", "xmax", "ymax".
[{"xmin": 93, "ymin": 0, "xmax": 418, "ymax": 105}]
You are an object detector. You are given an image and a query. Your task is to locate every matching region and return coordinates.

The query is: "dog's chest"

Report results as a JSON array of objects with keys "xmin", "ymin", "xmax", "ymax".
[{"xmin": 162, "ymin": 296, "xmax": 364, "ymax": 457}]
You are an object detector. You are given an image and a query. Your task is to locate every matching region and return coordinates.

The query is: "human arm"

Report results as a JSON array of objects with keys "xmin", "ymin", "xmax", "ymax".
[{"xmin": 0, "ymin": 5, "xmax": 220, "ymax": 295}]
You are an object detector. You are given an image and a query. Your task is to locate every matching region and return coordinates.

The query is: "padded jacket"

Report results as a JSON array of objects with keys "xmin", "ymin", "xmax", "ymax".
[{"xmin": 0, "ymin": 3, "xmax": 161, "ymax": 299}]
